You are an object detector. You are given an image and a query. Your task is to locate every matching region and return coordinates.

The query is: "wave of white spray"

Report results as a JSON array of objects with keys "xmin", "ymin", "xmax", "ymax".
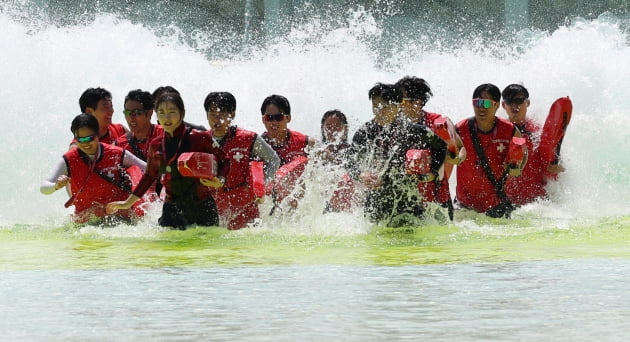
[{"xmin": 1, "ymin": 4, "xmax": 629, "ymax": 230}]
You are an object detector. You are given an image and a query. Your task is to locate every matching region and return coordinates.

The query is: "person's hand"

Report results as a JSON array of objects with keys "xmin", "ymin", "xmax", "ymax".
[
  {"xmin": 106, "ymin": 201, "xmax": 127, "ymax": 214},
  {"xmin": 359, "ymin": 172, "xmax": 383, "ymax": 189},
  {"xmin": 54, "ymin": 175, "xmax": 70, "ymax": 190},
  {"xmin": 200, "ymin": 177, "xmax": 224, "ymax": 188}
]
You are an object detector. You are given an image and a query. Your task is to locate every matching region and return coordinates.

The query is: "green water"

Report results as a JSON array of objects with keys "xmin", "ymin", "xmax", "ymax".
[{"xmin": 4, "ymin": 215, "xmax": 629, "ymax": 271}]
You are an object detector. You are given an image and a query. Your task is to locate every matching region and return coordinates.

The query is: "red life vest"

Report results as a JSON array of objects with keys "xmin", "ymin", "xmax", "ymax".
[
  {"xmin": 505, "ymin": 119, "xmax": 547, "ymax": 205},
  {"xmin": 456, "ymin": 117, "xmax": 516, "ymax": 212},
  {"xmin": 263, "ymin": 129, "xmax": 309, "ymax": 164},
  {"xmin": 417, "ymin": 111, "xmax": 452, "ymax": 205},
  {"xmin": 210, "ymin": 127, "xmax": 260, "ymax": 229},
  {"xmin": 63, "ymin": 144, "xmax": 136, "ymax": 222}
]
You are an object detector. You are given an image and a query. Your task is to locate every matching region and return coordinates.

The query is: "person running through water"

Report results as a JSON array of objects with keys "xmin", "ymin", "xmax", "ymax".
[
  {"xmin": 501, "ymin": 83, "xmax": 565, "ymax": 206},
  {"xmin": 106, "ymin": 92, "xmax": 224, "ymax": 229},
  {"xmin": 41, "ymin": 114, "xmax": 146, "ymax": 225},
  {"xmin": 395, "ymin": 76, "xmax": 466, "ymax": 220},
  {"xmin": 455, "ymin": 83, "xmax": 526, "ymax": 218},
  {"xmin": 348, "ymin": 83, "xmax": 447, "ymax": 227},
  {"xmin": 202, "ymin": 91, "xmax": 280, "ymax": 229}
]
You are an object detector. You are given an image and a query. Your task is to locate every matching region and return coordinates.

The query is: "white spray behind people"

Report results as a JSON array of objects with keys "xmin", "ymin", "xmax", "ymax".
[{"xmin": 1, "ymin": 3, "xmax": 629, "ymax": 229}]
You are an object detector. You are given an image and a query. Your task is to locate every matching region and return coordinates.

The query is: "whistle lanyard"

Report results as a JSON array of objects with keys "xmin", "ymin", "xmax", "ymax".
[{"xmin": 161, "ymin": 129, "xmax": 187, "ymax": 173}]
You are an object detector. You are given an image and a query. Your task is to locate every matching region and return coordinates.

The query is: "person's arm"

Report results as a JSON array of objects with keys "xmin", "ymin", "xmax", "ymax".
[
  {"xmin": 40, "ymin": 159, "xmax": 69, "ymax": 195},
  {"xmin": 447, "ymin": 117, "xmax": 467, "ymax": 165},
  {"xmin": 122, "ymin": 150, "xmax": 147, "ymax": 172},
  {"xmin": 251, "ymin": 136, "xmax": 281, "ymax": 183}
]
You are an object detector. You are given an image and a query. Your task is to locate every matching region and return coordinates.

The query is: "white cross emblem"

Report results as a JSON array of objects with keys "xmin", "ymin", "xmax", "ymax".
[
  {"xmin": 497, "ymin": 143, "xmax": 506, "ymax": 153},
  {"xmin": 233, "ymin": 152, "xmax": 244, "ymax": 162}
]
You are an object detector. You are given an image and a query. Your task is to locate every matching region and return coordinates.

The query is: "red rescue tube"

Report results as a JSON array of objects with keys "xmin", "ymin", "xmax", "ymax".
[
  {"xmin": 272, "ymin": 156, "xmax": 309, "ymax": 203},
  {"xmin": 249, "ymin": 161, "xmax": 265, "ymax": 198},
  {"xmin": 538, "ymin": 96, "xmax": 572, "ymax": 165}
]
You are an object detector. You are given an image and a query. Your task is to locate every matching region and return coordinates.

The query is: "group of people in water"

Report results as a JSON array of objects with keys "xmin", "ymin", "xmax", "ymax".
[{"xmin": 40, "ymin": 77, "xmax": 564, "ymax": 229}]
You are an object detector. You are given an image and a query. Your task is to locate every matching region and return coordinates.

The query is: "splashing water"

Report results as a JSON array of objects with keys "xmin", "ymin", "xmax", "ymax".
[{"xmin": 1, "ymin": 2, "xmax": 629, "ymax": 234}]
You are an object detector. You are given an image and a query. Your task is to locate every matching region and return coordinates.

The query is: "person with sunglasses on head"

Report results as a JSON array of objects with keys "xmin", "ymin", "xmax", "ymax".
[
  {"xmin": 152, "ymin": 86, "xmax": 207, "ymax": 132},
  {"xmin": 455, "ymin": 83, "xmax": 526, "ymax": 218},
  {"xmin": 260, "ymin": 94, "xmax": 317, "ymax": 210},
  {"xmin": 395, "ymin": 76, "xmax": 466, "ymax": 221},
  {"xmin": 501, "ymin": 84, "xmax": 564, "ymax": 206},
  {"xmin": 76, "ymin": 87, "xmax": 128, "ymax": 146},
  {"xmin": 201, "ymin": 91, "xmax": 280, "ymax": 230},
  {"xmin": 106, "ymin": 92, "xmax": 225, "ymax": 230},
  {"xmin": 41, "ymin": 114, "xmax": 146, "ymax": 225},
  {"xmin": 347, "ymin": 83, "xmax": 447, "ymax": 227}
]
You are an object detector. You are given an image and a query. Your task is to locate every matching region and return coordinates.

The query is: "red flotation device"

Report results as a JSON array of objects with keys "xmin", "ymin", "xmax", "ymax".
[
  {"xmin": 538, "ymin": 97, "xmax": 572, "ymax": 165},
  {"xmin": 405, "ymin": 149, "xmax": 432, "ymax": 175},
  {"xmin": 433, "ymin": 117, "xmax": 458, "ymax": 179},
  {"xmin": 507, "ymin": 136, "xmax": 527, "ymax": 168},
  {"xmin": 177, "ymin": 152, "xmax": 218, "ymax": 179},
  {"xmin": 272, "ymin": 156, "xmax": 309, "ymax": 203},
  {"xmin": 249, "ymin": 161, "xmax": 265, "ymax": 198},
  {"xmin": 433, "ymin": 117, "xmax": 458, "ymax": 157}
]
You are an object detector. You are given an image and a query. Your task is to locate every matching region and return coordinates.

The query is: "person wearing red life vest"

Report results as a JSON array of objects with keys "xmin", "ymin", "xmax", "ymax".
[
  {"xmin": 106, "ymin": 92, "xmax": 224, "ymax": 230},
  {"xmin": 41, "ymin": 114, "xmax": 146, "ymax": 225},
  {"xmin": 317, "ymin": 109, "xmax": 355, "ymax": 213},
  {"xmin": 455, "ymin": 83, "xmax": 526, "ymax": 218},
  {"xmin": 260, "ymin": 94, "xmax": 317, "ymax": 210},
  {"xmin": 116, "ymin": 89, "xmax": 165, "ymax": 203},
  {"xmin": 116, "ymin": 89, "xmax": 165, "ymax": 162},
  {"xmin": 395, "ymin": 76, "xmax": 467, "ymax": 221},
  {"xmin": 200, "ymin": 91, "xmax": 280, "ymax": 230},
  {"xmin": 501, "ymin": 84, "xmax": 565, "ymax": 206},
  {"xmin": 75, "ymin": 87, "xmax": 127, "ymax": 146}
]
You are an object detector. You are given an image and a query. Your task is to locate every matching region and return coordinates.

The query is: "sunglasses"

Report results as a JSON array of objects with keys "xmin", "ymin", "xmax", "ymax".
[
  {"xmin": 123, "ymin": 109, "xmax": 147, "ymax": 117},
  {"xmin": 263, "ymin": 113, "xmax": 287, "ymax": 122},
  {"xmin": 76, "ymin": 134, "xmax": 97, "ymax": 143},
  {"xmin": 472, "ymin": 98, "xmax": 496, "ymax": 109},
  {"xmin": 505, "ymin": 98, "xmax": 528, "ymax": 105}
]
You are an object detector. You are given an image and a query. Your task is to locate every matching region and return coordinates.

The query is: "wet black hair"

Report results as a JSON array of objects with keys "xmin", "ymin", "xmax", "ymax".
[
  {"xmin": 368, "ymin": 83, "xmax": 403, "ymax": 104},
  {"xmin": 320, "ymin": 109, "xmax": 348, "ymax": 143},
  {"xmin": 155, "ymin": 92, "xmax": 185, "ymax": 118},
  {"xmin": 152, "ymin": 86, "xmax": 180, "ymax": 105},
  {"xmin": 70, "ymin": 113, "xmax": 99, "ymax": 135},
  {"xmin": 472, "ymin": 83, "xmax": 501, "ymax": 102},
  {"xmin": 260, "ymin": 94, "xmax": 291, "ymax": 116},
  {"xmin": 125, "ymin": 89, "xmax": 154, "ymax": 111},
  {"xmin": 79, "ymin": 87, "xmax": 112, "ymax": 112},
  {"xmin": 204, "ymin": 92, "xmax": 236, "ymax": 112},
  {"xmin": 395, "ymin": 76, "xmax": 433, "ymax": 103},
  {"xmin": 501, "ymin": 84, "xmax": 529, "ymax": 100}
]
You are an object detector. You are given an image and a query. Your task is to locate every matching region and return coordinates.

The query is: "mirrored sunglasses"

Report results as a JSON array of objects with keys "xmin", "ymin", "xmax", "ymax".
[
  {"xmin": 472, "ymin": 98, "xmax": 496, "ymax": 109},
  {"xmin": 76, "ymin": 134, "xmax": 97, "ymax": 143}
]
